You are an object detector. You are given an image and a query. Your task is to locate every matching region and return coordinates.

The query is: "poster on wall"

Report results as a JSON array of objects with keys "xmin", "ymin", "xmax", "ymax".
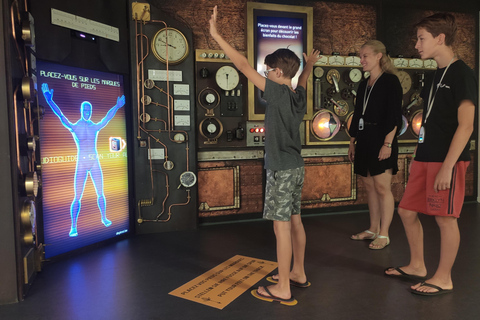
[
  {"xmin": 37, "ymin": 61, "xmax": 129, "ymax": 258},
  {"xmin": 247, "ymin": 2, "xmax": 313, "ymax": 120}
]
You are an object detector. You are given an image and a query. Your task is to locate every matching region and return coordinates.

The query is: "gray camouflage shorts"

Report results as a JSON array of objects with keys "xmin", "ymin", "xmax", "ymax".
[{"xmin": 263, "ymin": 167, "xmax": 305, "ymax": 221}]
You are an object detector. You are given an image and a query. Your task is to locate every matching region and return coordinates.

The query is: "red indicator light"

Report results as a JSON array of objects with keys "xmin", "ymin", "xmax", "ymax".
[
  {"xmin": 255, "ymin": 128, "xmax": 259, "ymax": 133},
  {"xmin": 260, "ymin": 128, "xmax": 264, "ymax": 133},
  {"xmin": 250, "ymin": 128, "xmax": 255, "ymax": 133}
]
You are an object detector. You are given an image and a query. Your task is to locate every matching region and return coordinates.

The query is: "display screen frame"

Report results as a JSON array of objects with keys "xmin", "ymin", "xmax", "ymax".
[
  {"xmin": 37, "ymin": 60, "xmax": 131, "ymax": 258},
  {"xmin": 247, "ymin": 2, "xmax": 313, "ymax": 120}
]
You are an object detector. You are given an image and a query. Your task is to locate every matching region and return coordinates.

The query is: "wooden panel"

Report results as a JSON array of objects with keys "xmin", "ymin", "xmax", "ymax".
[
  {"xmin": 198, "ymin": 166, "xmax": 239, "ymax": 210},
  {"xmin": 302, "ymin": 162, "xmax": 355, "ymax": 203}
]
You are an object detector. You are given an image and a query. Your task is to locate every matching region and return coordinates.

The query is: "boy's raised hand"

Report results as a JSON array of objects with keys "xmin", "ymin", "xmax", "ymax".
[
  {"xmin": 209, "ymin": 5, "xmax": 219, "ymax": 38},
  {"xmin": 303, "ymin": 49, "xmax": 322, "ymax": 66}
]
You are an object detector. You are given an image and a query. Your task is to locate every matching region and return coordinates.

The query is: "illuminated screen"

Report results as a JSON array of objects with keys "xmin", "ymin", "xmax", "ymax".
[
  {"xmin": 37, "ymin": 61, "xmax": 129, "ymax": 258},
  {"xmin": 254, "ymin": 13, "xmax": 307, "ymax": 115}
]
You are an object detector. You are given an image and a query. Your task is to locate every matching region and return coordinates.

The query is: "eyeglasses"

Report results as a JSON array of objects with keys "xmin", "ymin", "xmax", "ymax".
[{"xmin": 264, "ymin": 68, "xmax": 276, "ymax": 77}]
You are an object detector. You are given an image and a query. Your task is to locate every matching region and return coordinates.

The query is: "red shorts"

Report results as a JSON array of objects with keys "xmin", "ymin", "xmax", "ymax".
[{"xmin": 398, "ymin": 161, "xmax": 469, "ymax": 218}]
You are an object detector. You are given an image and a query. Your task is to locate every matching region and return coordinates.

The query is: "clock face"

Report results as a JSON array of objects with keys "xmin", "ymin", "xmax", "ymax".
[
  {"xmin": 397, "ymin": 70, "xmax": 413, "ymax": 94},
  {"xmin": 345, "ymin": 56, "xmax": 361, "ymax": 66},
  {"xmin": 215, "ymin": 65, "xmax": 239, "ymax": 91},
  {"xmin": 393, "ymin": 58, "xmax": 408, "ymax": 68},
  {"xmin": 152, "ymin": 27, "xmax": 189, "ymax": 64},
  {"xmin": 328, "ymin": 55, "xmax": 345, "ymax": 66}
]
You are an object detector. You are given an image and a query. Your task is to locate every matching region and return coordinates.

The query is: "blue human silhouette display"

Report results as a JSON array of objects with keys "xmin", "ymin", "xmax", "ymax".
[{"xmin": 42, "ymin": 83, "xmax": 126, "ymax": 237}]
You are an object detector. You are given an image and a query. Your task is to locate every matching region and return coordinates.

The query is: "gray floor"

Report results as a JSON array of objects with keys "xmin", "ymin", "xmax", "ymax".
[{"xmin": 1, "ymin": 202, "xmax": 480, "ymax": 320}]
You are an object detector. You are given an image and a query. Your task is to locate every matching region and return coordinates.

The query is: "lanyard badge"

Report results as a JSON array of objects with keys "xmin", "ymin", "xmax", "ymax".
[
  {"xmin": 418, "ymin": 126, "xmax": 425, "ymax": 143},
  {"xmin": 358, "ymin": 118, "xmax": 364, "ymax": 131}
]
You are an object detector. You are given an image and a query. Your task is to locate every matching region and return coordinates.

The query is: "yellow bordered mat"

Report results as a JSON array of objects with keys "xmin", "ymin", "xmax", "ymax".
[{"xmin": 169, "ymin": 255, "xmax": 277, "ymax": 309}]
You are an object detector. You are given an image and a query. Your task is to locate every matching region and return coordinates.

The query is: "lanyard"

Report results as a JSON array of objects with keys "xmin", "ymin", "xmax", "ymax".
[
  {"xmin": 362, "ymin": 73, "xmax": 383, "ymax": 115},
  {"xmin": 424, "ymin": 57, "xmax": 454, "ymax": 123}
]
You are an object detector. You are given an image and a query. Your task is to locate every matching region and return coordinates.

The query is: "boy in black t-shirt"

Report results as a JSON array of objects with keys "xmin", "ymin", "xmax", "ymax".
[
  {"xmin": 385, "ymin": 13, "xmax": 478, "ymax": 296},
  {"xmin": 209, "ymin": 6, "xmax": 320, "ymax": 305}
]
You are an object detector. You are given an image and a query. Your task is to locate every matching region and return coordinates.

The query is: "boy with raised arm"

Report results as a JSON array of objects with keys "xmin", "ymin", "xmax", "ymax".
[{"xmin": 209, "ymin": 6, "xmax": 320, "ymax": 306}]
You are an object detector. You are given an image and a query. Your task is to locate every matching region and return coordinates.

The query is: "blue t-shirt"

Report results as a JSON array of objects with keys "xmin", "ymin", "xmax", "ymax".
[{"xmin": 263, "ymin": 79, "xmax": 307, "ymax": 170}]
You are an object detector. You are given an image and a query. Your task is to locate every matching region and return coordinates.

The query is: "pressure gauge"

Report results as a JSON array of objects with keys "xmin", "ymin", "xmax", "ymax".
[
  {"xmin": 173, "ymin": 133, "xmax": 185, "ymax": 143},
  {"xmin": 180, "ymin": 171, "xmax": 197, "ymax": 188},
  {"xmin": 328, "ymin": 55, "xmax": 345, "ymax": 66},
  {"xmin": 423, "ymin": 59, "xmax": 437, "ymax": 69},
  {"xmin": 198, "ymin": 88, "xmax": 220, "ymax": 110},
  {"xmin": 364, "ymin": 71, "xmax": 370, "ymax": 79},
  {"xmin": 316, "ymin": 55, "xmax": 328, "ymax": 65},
  {"xmin": 408, "ymin": 58, "xmax": 424, "ymax": 68},
  {"xmin": 393, "ymin": 57, "xmax": 408, "ymax": 68},
  {"xmin": 314, "ymin": 66, "xmax": 325, "ymax": 78},
  {"xmin": 397, "ymin": 70, "xmax": 413, "ymax": 94},
  {"xmin": 346, "ymin": 68, "xmax": 362, "ymax": 83},
  {"xmin": 215, "ymin": 65, "xmax": 239, "ymax": 91},
  {"xmin": 199, "ymin": 117, "xmax": 223, "ymax": 140},
  {"xmin": 152, "ymin": 27, "xmax": 189, "ymax": 64},
  {"xmin": 345, "ymin": 56, "xmax": 361, "ymax": 66}
]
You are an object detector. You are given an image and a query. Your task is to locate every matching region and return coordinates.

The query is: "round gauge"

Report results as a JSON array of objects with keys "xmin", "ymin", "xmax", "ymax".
[
  {"xmin": 393, "ymin": 58, "xmax": 408, "ymax": 68},
  {"xmin": 164, "ymin": 160, "xmax": 174, "ymax": 170},
  {"xmin": 20, "ymin": 199, "xmax": 36, "ymax": 233},
  {"xmin": 144, "ymin": 79, "xmax": 155, "ymax": 89},
  {"xmin": 333, "ymin": 100, "xmax": 349, "ymax": 117},
  {"xmin": 151, "ymin": 27, "xmax": 189, "ymax": 64},
  {"xmin": 410, "ymin": 110, "xmax": 424, "ymax": 137},
  {"xmin": 398, "ymin": 115, "xmax": 409, "ymax": 137},
  {"xmin": 199, "ymin": 117, "xmax": 223, "ymax": 140},
  {"xmin": 397, "ymin": 71, "xmax": 412, "ymax": 94},
  {"xmin": 180, "ymin": 171, "xmax": 197, "ymax": 188},
  {"xmin": 173, "ymin": 133, "xmax": 185, "ymax": 143},
  {"xmin": 344, "ymin": 112, "xmax": 354, "ymax": 137},
  {"xmin": 326, "ymin": 69, "xmax": 340, "ymax": 85},
  {"xmin": 345, "ymin": 56, "xmax": 361, "ymax": 66},
  {"xmin": 314, "ymin": 66, "xmax": 325, "ymax": 78},
  {"xmin": 316, "ymin": 55, "xmax": 328, "ymax": 65},
  {"xmin": 328, "ymin": 55, "xmax": 345, "ymax": 66},
  {"xmin": 423, "ymin": 59, "xmax": 437, "ymax": 69},
  {"xmin": 346, "ymin": 68, "xmax": 362, "ymax": 83},
  {"xmin": 140, "ymin": 113, "xmax": 151, "ymax": 123},
  {"xmin": 142, "ymin": 95, "xmax": 152, "ymax": 105},
  {"xmin": 24, "ymin": 171, "xmax": 39, "ymax": 197},
  {"xmin": 364, "ymin": 71, "xmax": 370, "ymax": 79},
  {"xmin": 215, "ymin": 65, "xmax": 239, "ymax": 91},
  {"xmin": 311, "ymin": 109, "xmax": 341, "ymax": 141},
  {"xmin": 198, "ymin": 88, "xmax": 220, "ymax": 110},
  {"xmin": 207, "ymin": 123, "xmax": 217, "ymax": 134},
  {"xmin": 408, "ymin": 58, "xmax": 424, "ymax": 68}
]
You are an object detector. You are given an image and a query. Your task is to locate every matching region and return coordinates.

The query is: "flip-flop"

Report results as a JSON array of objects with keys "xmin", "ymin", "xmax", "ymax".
[
  {"xmin": 384, "ymin": 267, "xmax": 427, "ymax": 281},
  {"xmin": 351, "ymin": 230, "xmax": 378, "ymax": 241},
  {"xmin": 266, "ymin": 276, "xmax": 311, "ymax": 288},
  {"xmin": 410, "ymin": 282, "xmax": 453, "ymax": 296},
  {"xmin": 251, "ymin": 286, "xmax": 298, "ymax": 306}
]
